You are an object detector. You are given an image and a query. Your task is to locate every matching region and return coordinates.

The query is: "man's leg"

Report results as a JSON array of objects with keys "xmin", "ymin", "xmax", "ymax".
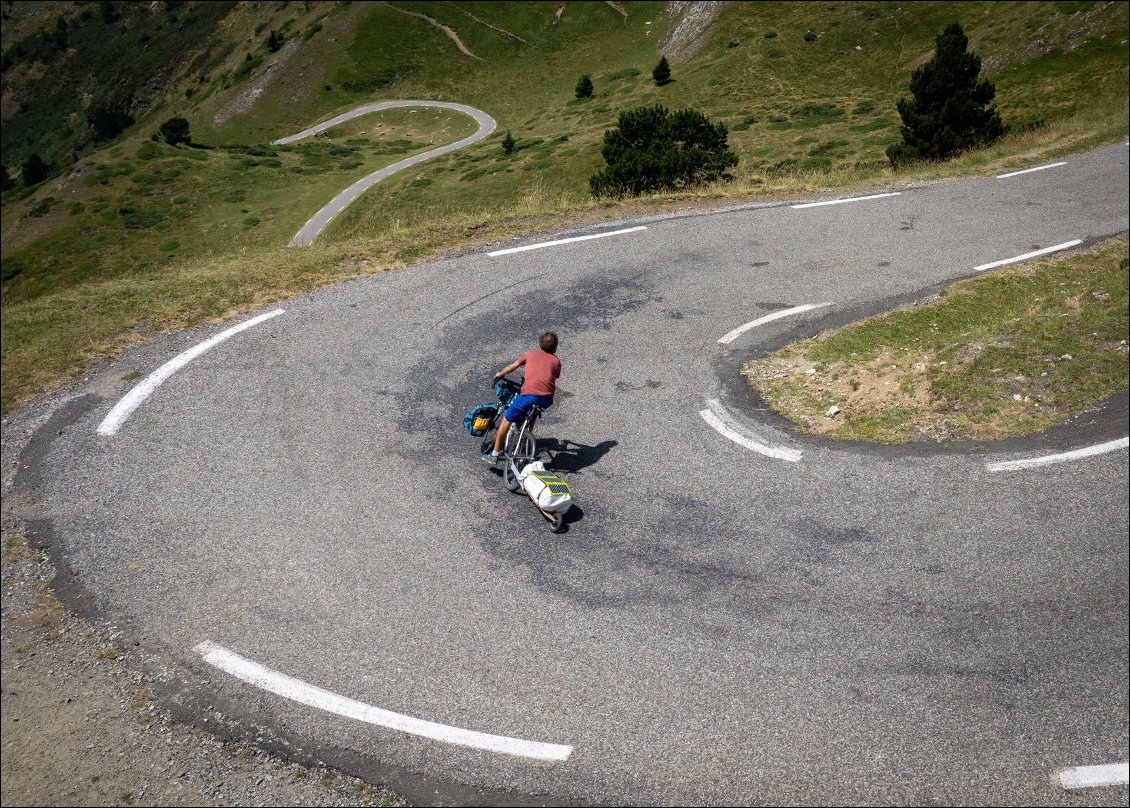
[{"xmin": 492, "ymin": 416, "xmax": 512, "ymax": 455}]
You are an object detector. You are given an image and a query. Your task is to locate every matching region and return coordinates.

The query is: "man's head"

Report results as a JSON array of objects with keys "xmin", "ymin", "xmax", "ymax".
[{"xmin": 539, "ymin": 331, "xmax": 559, "ymax": 354}]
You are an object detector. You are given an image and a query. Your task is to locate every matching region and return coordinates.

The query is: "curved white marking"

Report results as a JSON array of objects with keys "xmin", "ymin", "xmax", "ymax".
[
  {"xmin": 718, "ymin": 302, "xmax": 833, "ymax": 345},
  {"xmin": 488, "ymin": 226, "xmax": 647, "ymax": 257},
  {"xmin": 97, "ymin": 310, "xmax": 285, "ymax": 436},
  {"xmin": 195, "ymin": 642, "xmax": 572, "ymax": 761},
  {"xmin": 276, "ymin": 101, "xmax": 497, "ymax": 247},
  {"xmin": 791, "ymin": 192, "xmax": 901, "ymax": 209},
  {"xmin": 1056, "ymin": 762, "xmax": 1129, "ymax": 789},
  {"xmin": 996, "ymin": 161, "xmax": 1067, "ymax": 179},
  {"xmin": 986, "ymin": 437, "xmax": 1129, "ymax": 472},
  {"xmin": 973, "ymin": 239, "xmax": 1081, "ymax": 272},
  {"xmin": 699, "ymin": 399, "xmax": 802, "ymax": 462}
]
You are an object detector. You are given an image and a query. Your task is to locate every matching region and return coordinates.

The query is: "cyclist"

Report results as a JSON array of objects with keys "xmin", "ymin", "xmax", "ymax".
[{"xmin": 484, "ymin": 331, "xmax": 561, "ymax": 465}]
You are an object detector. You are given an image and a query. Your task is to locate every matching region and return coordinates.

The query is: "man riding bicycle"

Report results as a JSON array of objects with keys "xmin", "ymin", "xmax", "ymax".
[{"xmin": 484, "ymin": 331, "xmax": 561, "ymax": 465}]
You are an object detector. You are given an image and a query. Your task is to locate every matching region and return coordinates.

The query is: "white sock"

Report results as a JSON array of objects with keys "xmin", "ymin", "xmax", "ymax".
[{"xmin": 491, "ymin": 450, "xmax": 500, "ymax": 457}]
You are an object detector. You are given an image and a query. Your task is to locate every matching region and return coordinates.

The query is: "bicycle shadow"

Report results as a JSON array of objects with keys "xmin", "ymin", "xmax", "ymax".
[{"xmin": 538, "ymin": 438, "xmax": 618, "ymax": 473}]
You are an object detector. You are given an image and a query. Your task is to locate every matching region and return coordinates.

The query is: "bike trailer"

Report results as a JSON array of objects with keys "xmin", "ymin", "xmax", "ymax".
[
  {"xmin": 464, "ymin": 403, "xmax": 499, "ymax": 436},
  {"xmin": 518, "ymin": 461, "xmax": 572, "ymax": 514}
]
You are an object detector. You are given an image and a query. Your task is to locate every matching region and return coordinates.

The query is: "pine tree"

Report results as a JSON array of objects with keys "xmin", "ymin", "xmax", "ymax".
[
  {"xmin": 575, "ymin": 74, "xmax": 594, "ymax": 99},
  {"xmin": 21, "ymin": 154, "xmax": 49, "ymax": 186},
  {"xmin": 589, "ymin": 105, "xmax": 737, "ymax": 197},
  {"xmin": 888, "ymin": 22, "xmax": 1003, "ymax": 166},
  {"xmin": 502, "ymin": 130, "xmax": 516, "ymax": 156},
  {"xmin": 652, "ymin": 56, "xmax": 671, "ymax": 86}
]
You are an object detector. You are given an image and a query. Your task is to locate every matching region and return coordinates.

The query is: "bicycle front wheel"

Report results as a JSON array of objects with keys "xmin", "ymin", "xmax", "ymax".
[{"xmin": 479, "ymin": 426, "xmax": 498, "ymax": 457}]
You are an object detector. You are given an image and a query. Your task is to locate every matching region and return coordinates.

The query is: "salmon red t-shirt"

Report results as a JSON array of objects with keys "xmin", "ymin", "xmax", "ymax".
[{"xmin": 518, "ymin": 349, "xmax": 561, "ymax": 397}]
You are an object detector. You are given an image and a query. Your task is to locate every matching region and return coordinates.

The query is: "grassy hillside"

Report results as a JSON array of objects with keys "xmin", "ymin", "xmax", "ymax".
[{"xmin": 1, "ymin": 0, "xmax": 1127, "ymax": 412}]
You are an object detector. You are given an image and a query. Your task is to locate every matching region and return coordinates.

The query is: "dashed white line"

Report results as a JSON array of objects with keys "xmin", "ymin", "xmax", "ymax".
[
  {"xmin": 195, "ymin": 642, "xmax": 573, "ymax": 761},
  {"xmin": 995, "ymin": 161, "xmax": 1068, "ymax": 179},
  {"xmin": 97, "ymin": 310, "xmax": 285, "ymax": 436},
  {"xmin": 488, "ymin": 226, "xmax": 647, "ymax": 257},
  {"xmin": 718, "ymin": 303, "xmax": 833, "ymax": 344},
  {"xmin": 973, "ymin": 239, "xmax": 1082, "ymax": 272},
  {"xmin": 791, "ymin": 192, "xmax": 901, "ymax": 209},
  {"xmin": 1056, "ymin": 762, "xmax": 1129, "ymax": 790},
  {"xmin": 986, "ymin": 437, "xmax": 1129, "ymax": 472},
  {"xmin": 699, "ymin": 399, "xmax": 803, "ymax": 462}
]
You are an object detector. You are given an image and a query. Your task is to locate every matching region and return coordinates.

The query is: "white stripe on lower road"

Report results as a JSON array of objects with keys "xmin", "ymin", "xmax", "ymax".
[
  {"xmin": 488, "ymin": 226, "xmax": 647, "ymax": 256},
  {"xmin": 196, "ymin": 642, "xmax": 573, "ymax": 761},
  {"xmin": 699, "ymin": 399, "xmax": 803, "ymax": 462},
  {"xmin": 996, "ymin": 161, "xmax": 1067, "ymax": 179},
  {"xmin": 973, "ymin": 239, "xmax": 1082, "ymax": 272},
  {"xmin": 791, "ymin": 192, "xmax": 901, "ymax": 209},
  {"xmin": 986, "ymin": 437, "xmax": 1129, "ymax": 472},
  {"xmin": 96, "ymin": 310, "xmax": 285, "ymax": 436},
  {"xmin": 718, "ymin": 303, "xmax": 833, "ymax": 345},
  {"xmin": 1056, "ymin": 762, "xmax": 1129, "ymax": 790}
]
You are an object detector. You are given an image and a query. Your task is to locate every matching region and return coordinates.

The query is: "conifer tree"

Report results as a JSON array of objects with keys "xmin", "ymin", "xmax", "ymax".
[
  {"xmin": 21, "ymin": 153, "xmax": 48, "ymax": 186},
  {"xmin": 888, "ymin": 22, "xmax": 1003, "ymax": 166},
  {"xmin": 575, "ymin": 74, "xmax": 594, "ymax": 99},
  {"xmin": 502, "ymin": 130, "xmax": 516, "ymax": 156},
  {"xmin": 652, "ymin": 56, "xmax": 671, "ymax": 86}
]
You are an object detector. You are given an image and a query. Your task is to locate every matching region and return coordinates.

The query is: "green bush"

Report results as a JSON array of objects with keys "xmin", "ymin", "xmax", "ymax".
[
  {"xmin": 589, "ymin": 105, "xmax": 738, "ymax": 197},
  {"xmin": 159, "ymin": 117, "xmax": 191, "ymax": 146},
  {"xmin": 575, "ymin": 74, "xmax": 594, "ymax": 99}
]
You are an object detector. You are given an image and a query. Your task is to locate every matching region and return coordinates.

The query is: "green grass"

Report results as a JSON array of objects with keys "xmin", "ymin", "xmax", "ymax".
[
  {"xmin": 1, "ymin": 1, "xmax": 1128, "ymax": 413},
  {"xmin": 743, "ymin": 239, "xmax": 1130, "ymax": 443}
]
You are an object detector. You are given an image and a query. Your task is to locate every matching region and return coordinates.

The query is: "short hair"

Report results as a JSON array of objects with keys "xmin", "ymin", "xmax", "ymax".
[{"xmin": 539, "ymin": 331, "xmax": 558, "ymax": 353}]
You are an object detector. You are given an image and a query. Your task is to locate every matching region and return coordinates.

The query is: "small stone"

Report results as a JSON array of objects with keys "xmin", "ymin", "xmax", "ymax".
[
  {"xmin": 826, "ymin": 405, "xmax": 841, "ymax": 417},
  {"xmin": 1060, "ymin": 354, "xmax": 1073, "ymax": 360},
  {"xmin": 805, "ymin": 368, "xmax": 817, "ymax": 375},
  {"xmin": 1013, "ymin": 394, "xmax": 1023, "ymax": 401}
]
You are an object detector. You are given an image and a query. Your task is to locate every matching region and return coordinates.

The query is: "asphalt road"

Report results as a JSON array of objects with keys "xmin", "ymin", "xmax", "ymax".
[
  {"xmin": 273, "ymin": 101, "xmax": 496, "ymax": 247},
  {"xmin": 13, "ymin": 141, "xmax": 1129, "ymax": 806}
]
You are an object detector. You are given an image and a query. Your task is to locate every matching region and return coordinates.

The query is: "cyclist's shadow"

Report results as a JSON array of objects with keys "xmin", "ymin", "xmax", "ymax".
[{"xmin": 538, "ymin": 438, "xmax": 617, "ymax": 473}]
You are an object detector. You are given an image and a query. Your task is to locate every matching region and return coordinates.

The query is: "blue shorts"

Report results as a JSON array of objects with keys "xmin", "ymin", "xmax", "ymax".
[{"xmin": 505, "ymin": 394, "xmax": 553, "ymax": 425}]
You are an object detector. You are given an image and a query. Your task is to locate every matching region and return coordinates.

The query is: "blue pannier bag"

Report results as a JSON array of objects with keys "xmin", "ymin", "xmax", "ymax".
[
  {"xmin": 494, "ymin": 377, "xmax": 520, "ymax": 407},
  {"xmin": 464, "ymin": 403, "xmax": 499, "ymax": 436}
]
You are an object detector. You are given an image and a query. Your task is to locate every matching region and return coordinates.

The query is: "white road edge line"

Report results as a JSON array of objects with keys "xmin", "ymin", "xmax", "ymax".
[
  {"xmin": 718, "ymin": 303, "xmax": 834, "ymax": 345},
  {"xmin": 973, "ymin": 239, "xmax": 1082, "ymax": 272},
  {"xmin": 699, "ymin": 399, "xmax": 803, "ymax": 462},
  {"xmin": 1055, "ymin": 762, "xmax": 1130, "ymax": 790},
  {"xmin": 97, "ymin": 310, "xmax": 285, "ymax": 436},
  {"xmin": 996, "ymin": 161, "xmax": 1067, "ymax": 178},
  {"xmin": 195, "ymin": 642, "xmax": 573, "ymax": 761},
  {"xmin": 488, "ymin": 226, "xmax": 647, "ymax": 256},
  {"xmin": 790, "ymin": 192, "xmax": 901, "ymax": 209},
  {"xmin": 986, "ymin": 437, "xmax": 1129, "ymax": 472}
]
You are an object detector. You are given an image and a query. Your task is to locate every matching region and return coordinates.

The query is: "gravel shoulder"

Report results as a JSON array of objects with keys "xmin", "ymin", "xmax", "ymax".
[{"xmin": 1, "ymin": 394, "xmax": 406, "ymax": 807}]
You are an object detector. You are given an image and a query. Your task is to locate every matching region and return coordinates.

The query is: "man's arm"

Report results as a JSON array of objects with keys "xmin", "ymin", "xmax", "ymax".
[{"xmin": 494, "ymin": 357, "xmax": 524, "ymax": 380}]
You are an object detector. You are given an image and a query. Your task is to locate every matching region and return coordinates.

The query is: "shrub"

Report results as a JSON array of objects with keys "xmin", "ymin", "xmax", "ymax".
[
  {"xmin": 804, "ymin": 31, "xmax": 817, "ymax": 42},
  {"xmin": 589, "ymin": 105, "xmax": 738, "ymax": 197},
  {"xmin": 890, "ymin": 22, "xmax": 1003, "ymax": 165},
  {"xmin": 652, "ymin": 56, "xmax": 671, "ymax": 86},
  {"xmin": 159, "ymin": 117, "xmax": 191, "ymax": 146},
  {"xmin": 575, "ymin": 74, "xmax": 594, "ymax": 99}
]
